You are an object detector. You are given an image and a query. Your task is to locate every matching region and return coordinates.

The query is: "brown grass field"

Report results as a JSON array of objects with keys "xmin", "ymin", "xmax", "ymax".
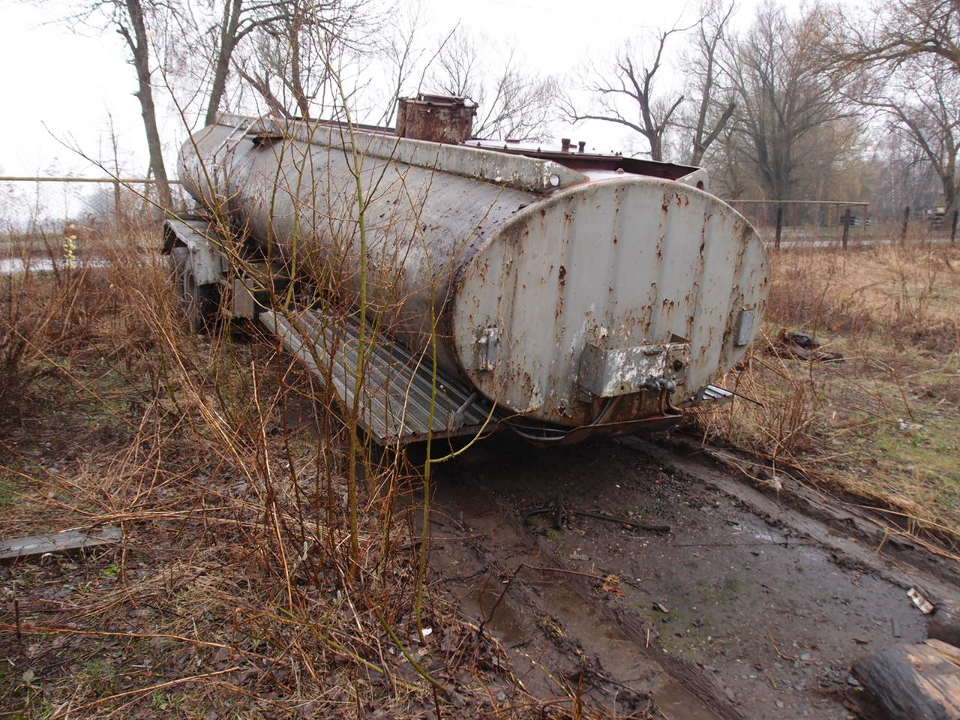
[
  {"xmin": 1, "ymin": 231, "xmax": 959, "ymax": 717},
  {"xmin": 698, "ymin": 243, "xmax": 960, "ymax": 553}
]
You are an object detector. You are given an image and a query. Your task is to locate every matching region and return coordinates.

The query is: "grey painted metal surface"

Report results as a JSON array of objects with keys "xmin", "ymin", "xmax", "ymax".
[
  {"xmin": 178, "ymin": 116, "xmax": 545, "ymax": 383},
  {"xmin": 261, "ymin": 308, "xmax": 492, "ymax": 444},
  {"xmin": 161, "ymin": 218, "xmax": 227, "ymax": 286},
  {"xmin": 192, "ymin": 114, "xmax": 585, "ymax": 194},
  {"xmin": 452, "ymin": 180, "xmax": 767, "ymax": 425},
  {"xmin": 177, "ymin": 114, "xmax": 767, "ymax": 429}
]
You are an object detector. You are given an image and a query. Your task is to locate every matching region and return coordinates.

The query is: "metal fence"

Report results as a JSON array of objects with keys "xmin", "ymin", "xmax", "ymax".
[{"xmin": 726, "ymin": 199, "xmax": 959, "ymax": 249}]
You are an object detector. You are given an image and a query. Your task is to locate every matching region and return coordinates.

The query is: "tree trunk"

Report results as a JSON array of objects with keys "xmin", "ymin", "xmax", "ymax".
[
  {"xmin": 288, "ymin": 14, "xmax": 311, "ymax": 120},
  {"xmin": 124, "ymin": 0, "xmax": 173, "ymax": 209},
  {"xmin": 852, "ymin": 639, "xmax": 960, "ymax": 720},
  {"xmin": 941, "ymin": 175, "xmax": 957, "ymax": 223},
  {"xmin": 930, "ymin": 603, "xmax": 960, "ymax": 648},
  {"xmin": 649, "ymin": 134, "xmax": 663, "ymax": 162},
  {"xmin": 204, "ymin": 0, "xmax": 242, "ymax": 126}
]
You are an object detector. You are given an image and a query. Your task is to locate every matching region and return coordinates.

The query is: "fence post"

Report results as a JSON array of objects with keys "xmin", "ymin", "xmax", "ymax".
[
  {"xmin": 113, "ymin": 180, "xmax": 122, "ymax": 229},
  {"xmin": 775, "ymin": 204, "xmax": 783, "ymax": 250},
  {"xmin": 901, "ymin": 205, "xmax": 910, "ymax": 243},
  {"xmin": 841, "ymin": 207, "xmax": 851, "ymax": 250},
  {"xmin": 952, "ymin": 209, "xmax": 958, "ymax": 245}
]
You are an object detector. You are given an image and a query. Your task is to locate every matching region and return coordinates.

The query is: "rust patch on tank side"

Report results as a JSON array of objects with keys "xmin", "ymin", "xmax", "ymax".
[{"xmin": 556, "ymin": 263, "xmax": 567, "ymax": 320}]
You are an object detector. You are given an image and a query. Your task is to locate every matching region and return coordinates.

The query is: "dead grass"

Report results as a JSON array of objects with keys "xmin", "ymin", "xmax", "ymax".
[
  {"xmin": 0, "ymin": 231, "xmax": 603, "ymax": 719},
  {"xmin": 8, "ymin": 222, "xmax": 955, "ymax": 715},
  {"xmin": 696, "ymin": 242, "xmax": 960, "ymax": 552}
]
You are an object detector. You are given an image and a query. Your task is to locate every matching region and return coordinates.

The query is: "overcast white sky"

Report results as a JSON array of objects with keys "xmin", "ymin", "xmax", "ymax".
[{"xmin": 0, "ymin": 0, "xmax": 821, "ymax": 180}]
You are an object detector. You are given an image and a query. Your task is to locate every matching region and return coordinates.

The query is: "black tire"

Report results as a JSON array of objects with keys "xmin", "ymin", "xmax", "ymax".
[{"xmin": 170, "ymin": 248, "xmax": 220, "ymax": 334}]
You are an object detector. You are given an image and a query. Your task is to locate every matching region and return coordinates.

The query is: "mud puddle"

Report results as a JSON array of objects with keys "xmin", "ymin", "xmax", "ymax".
[{"xmin": 429, "ymin": 434, "xmax": 935, "ymax": 719}]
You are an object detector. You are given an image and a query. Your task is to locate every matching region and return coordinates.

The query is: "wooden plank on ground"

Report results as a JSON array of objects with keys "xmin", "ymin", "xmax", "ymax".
[
  {"xmin": 853, "ymin": 640, "xmax": 960, "ymax": 720},
  {"xmin": 0, "ymin": 527, "xmax": 122, "ymax": 562}
]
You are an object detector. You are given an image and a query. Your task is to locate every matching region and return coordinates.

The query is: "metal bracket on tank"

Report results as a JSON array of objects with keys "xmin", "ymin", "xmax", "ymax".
[
  {"xmin": 578, "ymin": 341, "xmax": 690, "ymax": 398},
  {"xmin": 735, "ymin": 308, "xmax": 756, "ymax": 347},
  {"xmin": 475, "ymin": 327, "xmax": 500, "ymax": 372}
]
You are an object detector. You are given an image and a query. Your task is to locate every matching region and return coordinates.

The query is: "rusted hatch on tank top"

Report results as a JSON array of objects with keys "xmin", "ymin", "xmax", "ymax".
[{"xmin": 396, "ymin": 94, "xmax": 478, "ymax": 144}]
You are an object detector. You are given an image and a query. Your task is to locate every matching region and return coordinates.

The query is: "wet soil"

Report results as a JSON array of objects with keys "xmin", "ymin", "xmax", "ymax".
[{"xmin": 428, "ymin": 433, "xmax": 940, "ymax": 719}]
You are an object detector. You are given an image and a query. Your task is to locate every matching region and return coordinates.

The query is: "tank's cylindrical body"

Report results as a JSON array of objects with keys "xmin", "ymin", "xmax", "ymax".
[{"xmin": 179, "ymin": 115, "xmax": 767, "ymax": 428}]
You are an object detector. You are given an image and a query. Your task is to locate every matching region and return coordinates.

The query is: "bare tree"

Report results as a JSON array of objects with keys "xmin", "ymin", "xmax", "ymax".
[
  {"xmin": 823, "ymin": 0, "xmax": 958, "ymax": 217},
  {"xmin": 859, "ymin": 55, "xmax": 959, "ymax": 216},
  {"xmin": 87, "ymin": 0, "xmax": 176, "ymax": 208},
  {"xmin": 372, "ymin": 3, "xmax": 446, "ymax": 127},
  {"xmin": 192, "ymin": 0, "xmax": 295, "ymax": 126},
  {"xmin": 867, "ymin": 123, "xmax": 944, "ymax": 217},
  {"xmin": 679, "ymin": 0, "xmax": 737, "ymax": 165},
  {"xmin": 709, "ymin": 116, "xmax": 749, "ymax": 197},
  {"xmin": 430, "ymin": 29, "xmax": 556, "ymax": 141},
  {"xmin": 233, "ymin": 0, "xmax": 374, "ymax": 120},
  {"xmin": 561, "ymin": 28, "xmax": 687, "ymax": 161},
  {"xmin": 721, "ymin": 3, "xmax": 855, "ymax": 200},
  {"xmin": 829, "ymin": 0, "xmax": 960, "ymax": 74}
]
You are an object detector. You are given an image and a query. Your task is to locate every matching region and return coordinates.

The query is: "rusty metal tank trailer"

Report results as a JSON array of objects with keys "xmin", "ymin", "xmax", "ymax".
[{"xmin": 162, "ymin": 95, "xmax": 768, "ymax": 447}]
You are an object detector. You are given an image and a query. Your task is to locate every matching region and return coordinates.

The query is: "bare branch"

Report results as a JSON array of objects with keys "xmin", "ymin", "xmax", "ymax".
[
  {"xmin": 563, "ymin": 22, "xmax": 696, "ymax": 160},
  {"xmin": 428, "ymin": 29, "xmax": 556, "ymax": 141}
]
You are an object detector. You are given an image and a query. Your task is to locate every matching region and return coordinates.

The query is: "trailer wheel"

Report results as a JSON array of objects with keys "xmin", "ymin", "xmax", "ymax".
[{"xmin": 170, "ymin": 247, "xmax": 220, "ymax": 334}]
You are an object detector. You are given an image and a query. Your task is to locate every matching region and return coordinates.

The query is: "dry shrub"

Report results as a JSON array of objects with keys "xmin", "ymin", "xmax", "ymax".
[
  {"xmin": 1, "ymin": 227, "xmax": 592, "ymax": 719},
  {"xmin": 696, "ymin": 242, "xmax": 960, "ymax": 547},
  {"xmin": 695, "ymin": 333, "xmax": 820, "ymax": 464},
  {"xmin": 766, "ymin": 244, "xmax": 960, "ymax": 353},
  {"xmin": 0, "ymin": 238, "xmax": 112, "ymax": 413}
]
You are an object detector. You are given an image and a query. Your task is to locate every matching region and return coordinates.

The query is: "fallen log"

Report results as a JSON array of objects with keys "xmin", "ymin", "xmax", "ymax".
[
  {"xmin": 931, "ymin": 604, "xmax": 960, "ymax": 649},
  {"xmin": 852, "ymin": 639, "xmax": 960, "ymax": 720}
]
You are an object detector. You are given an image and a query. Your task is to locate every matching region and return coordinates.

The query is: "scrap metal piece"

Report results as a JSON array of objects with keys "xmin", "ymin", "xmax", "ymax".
[
  {"xmin": 908, "ymin": 587, "xmax": 936, "ymax": 615},
  {"xmin": 161, "ymin": 218, "xmax": 228, "ymax": 286},
  {"xmin": 677, "ymin": 384, "xmax": 735, "ymax": 408}
]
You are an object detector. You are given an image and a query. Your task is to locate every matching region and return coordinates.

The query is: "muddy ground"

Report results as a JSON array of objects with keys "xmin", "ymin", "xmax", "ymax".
[
  {"xmin": 427, "ymin": 433, "xmax": 954, "ymax": 719},
  {"xmin": 3, "ymin": 366, "xmax": 956, "ymax": 718}
]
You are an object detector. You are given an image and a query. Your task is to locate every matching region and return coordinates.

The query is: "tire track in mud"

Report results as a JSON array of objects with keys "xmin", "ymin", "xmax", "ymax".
[
  {"xmin": 432, "ymin": 492, "xmax": 733, "ymax": 719},
  {"xmin": 429, "ymin": 434, "xmax": 942, "ymax": 719}
]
